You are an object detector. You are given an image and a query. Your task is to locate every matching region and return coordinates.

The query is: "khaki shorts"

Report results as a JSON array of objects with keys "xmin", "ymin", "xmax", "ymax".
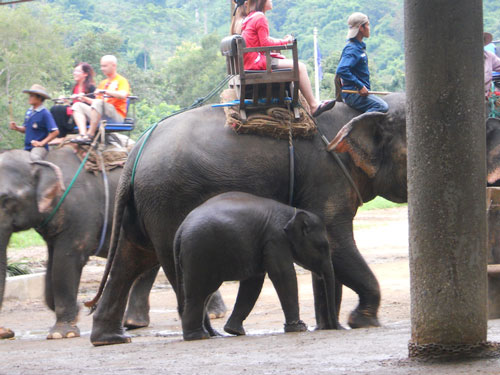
[{"xmin": 72, "ymin": 100, "xmax": 124, "ymax": 122}]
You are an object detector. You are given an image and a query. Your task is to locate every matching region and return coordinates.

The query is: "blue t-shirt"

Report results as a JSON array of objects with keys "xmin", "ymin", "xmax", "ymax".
[
  {"xmin": 22, "ymin": 106, "xmax": 58, "ymax": 151},
  {"xmin": 336, "ymin": 39, "xmax": 371, "ymax": 97}
]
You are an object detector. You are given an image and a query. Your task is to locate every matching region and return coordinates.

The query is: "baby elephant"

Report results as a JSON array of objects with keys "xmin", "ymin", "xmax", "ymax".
[{"xmin": 174, "ymin": 192, "xmax": 340, "ymax": 341}]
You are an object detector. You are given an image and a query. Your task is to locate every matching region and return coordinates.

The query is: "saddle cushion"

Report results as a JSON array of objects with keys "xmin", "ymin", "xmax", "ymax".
[{"xmin": 220, "ymin": 89, "xmax": 316, "ymax": 139}]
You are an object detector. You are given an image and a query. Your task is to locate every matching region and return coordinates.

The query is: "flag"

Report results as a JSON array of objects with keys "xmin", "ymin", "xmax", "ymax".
[{"xmin": 316, "ymin": 44, "xmax": 323, "ymax": 83}]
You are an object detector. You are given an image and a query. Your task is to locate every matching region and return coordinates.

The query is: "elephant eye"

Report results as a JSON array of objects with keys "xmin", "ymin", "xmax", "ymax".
[{"xmin": 0, "ymin": 195, "xmax": 17, "ymax": 213}]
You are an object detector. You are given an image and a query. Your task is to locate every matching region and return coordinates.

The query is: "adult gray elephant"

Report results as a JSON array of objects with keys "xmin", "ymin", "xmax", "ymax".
[
  {"xmin": 89, "ymin": 93, "xmax": 408, "ymax": 346},
  {"xmin": 0, "ymin": 146, "xmax": 157, "ymax": 339}
]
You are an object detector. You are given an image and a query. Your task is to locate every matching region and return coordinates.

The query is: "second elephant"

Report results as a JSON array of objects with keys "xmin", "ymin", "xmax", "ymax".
[{"xmin": 174, "ymin": 192, "xmax": 340, "ymax": 341}]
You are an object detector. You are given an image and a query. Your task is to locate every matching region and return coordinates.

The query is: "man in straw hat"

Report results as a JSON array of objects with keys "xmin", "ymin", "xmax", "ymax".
[
  {"xmin": 9, "ymin": 84, "xmax": 59, "ymax": 160},
  {"xmin": 484, "ymin": 32, "xmax": 500, "ymax": 99},
  {"xmin": 336, "ymin": 12, "xmax": 389, "ymax": 114}
]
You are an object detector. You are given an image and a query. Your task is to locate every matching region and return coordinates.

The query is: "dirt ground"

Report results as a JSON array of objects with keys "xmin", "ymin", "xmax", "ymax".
[{"xmin": 2, "ymin": 206, "xmax": 500, "ymax": 374}]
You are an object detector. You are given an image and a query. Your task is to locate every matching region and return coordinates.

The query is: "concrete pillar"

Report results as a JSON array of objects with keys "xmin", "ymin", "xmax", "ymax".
[{"xmin": 405, "ymin": 0, "xmax": 493, "ymax": 360}]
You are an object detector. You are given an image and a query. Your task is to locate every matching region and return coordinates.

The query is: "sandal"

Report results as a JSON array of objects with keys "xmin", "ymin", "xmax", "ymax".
[
  {"xmin": 70, "ymin": 134, "xmax": 93, "ymax": 145},
  {"xmin": 312, "ymin": 100, "xmax": 336, "ymax": 117}
]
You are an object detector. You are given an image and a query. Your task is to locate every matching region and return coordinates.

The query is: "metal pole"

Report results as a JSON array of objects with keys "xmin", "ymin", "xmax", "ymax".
[
  {"xmin": 313, "ymin": 27, "xmax": 320, "ymax": 102},
  {"xmin": 405, "ymin": 0, "xmax": 494, "ymax": 360}
]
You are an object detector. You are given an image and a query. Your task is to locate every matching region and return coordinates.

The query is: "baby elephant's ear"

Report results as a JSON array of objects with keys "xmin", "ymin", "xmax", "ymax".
[{"xmin": 284, "ymin": 210, "xmax": 311, "ymax": 239}]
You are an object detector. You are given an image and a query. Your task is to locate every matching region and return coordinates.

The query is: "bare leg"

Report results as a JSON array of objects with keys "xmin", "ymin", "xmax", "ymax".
[
  {"xmin": 72, "ymin": 110, "xmax": 89, "ymax": 136},
  {"xmin": 88, "ymin": 108, "xmax": 101, "ymax": 137},
  {"xmin": 275, "ymin": 59, "xmax": 319, "ymax": 113}
]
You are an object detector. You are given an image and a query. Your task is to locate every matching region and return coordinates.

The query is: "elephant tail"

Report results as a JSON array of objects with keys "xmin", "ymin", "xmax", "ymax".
[
  {"xmin": 84, "ymin": 167, "xmax": 132, "ymax": 311},
  {"xmin": 173, "ymin": 227, "xmax": 185, "ymax": 318}
]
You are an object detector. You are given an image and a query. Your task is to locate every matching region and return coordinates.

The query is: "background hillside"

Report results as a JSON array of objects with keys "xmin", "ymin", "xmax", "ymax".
[{"xmin": 1, "ymin": 0, "xmax": 499, "ymax": 148}]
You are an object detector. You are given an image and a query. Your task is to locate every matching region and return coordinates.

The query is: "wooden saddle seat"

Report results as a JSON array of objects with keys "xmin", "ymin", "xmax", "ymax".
[{"xmin": 220, "ymin": 34, "xmax": 300, "ymax": 121}]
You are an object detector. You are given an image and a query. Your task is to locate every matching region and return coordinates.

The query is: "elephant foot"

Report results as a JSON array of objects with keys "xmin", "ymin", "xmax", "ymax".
[
  {"xmin": 207, "ymin": 293, "xmax": 227, "ymax": 320},
  {"xmin": 348, "ymin": 309, "xmax": 381, "ymax": 329},
  {"xmin": 208, "ymin": 312, "xmax": 226, "ymax": 319},
  {"xmin": 124, "ymin": 305, "xmax": 150, "ymax": 330},
  {"xmin": 91, "ymin": 329, "xmax": 132, "ymax": 347},
  {"xmin": 207, "ymin": 327, "xmax": 222, "ymax": 337},
  {"xmin": 284, "ymin": 320, "xmax": 308, "ymax": 333},
  {"xmin": 123, "ymin": 316, "xmax": 149, "ymax": 330},
  {"xmin": 224, "ymin": 321, "xmax": 246, "ymax": 336},
  {"xmin": 315, "ymin": 321, "xmax": 346, "ymax": 330},
  {"xmin": 183, "ymin": 328, "xmax": 210, "ymax": 341},
  {"xmin": 0, "ymin": 327, "xmax": 15, "ymax": 339},
  {"xmin": 47, "ymin": 323, "xmax": 80, "ymax": 339}
]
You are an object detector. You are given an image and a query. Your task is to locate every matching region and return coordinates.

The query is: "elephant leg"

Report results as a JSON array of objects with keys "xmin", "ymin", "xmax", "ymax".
[
  {"xmin": 181, "ymin": 269, "xmax": 221, "ymax": 341},
  {"xmin": 91, "ymin": 238, "xmax": 157, "ymax": 346},
  {"xmin": 267, "ymin": 266, "xmax": 307, "ymax": 333},
  {"xmin": 123, "ymin": 265, "xmax": 160, "ymax": 330},
  {"xmin": 335, "ymin": 277, "xmax": 343, "ymax": 320},
  {"xmin": 47, "ymin": 241, "xmax": 87, "ymax": 339},
  {"xmin": 203, "ymin": 298, "xmax": 221, "ymax": 337},
  {"xmin": 206, "ymin": 290, "xmax": 227, "ymax": 320},
  {"xmin": 224, "ymin": 275, "xmax": 265, "ymax": 336},
  {"xmin": 44, "ymin": 244, "xmax": 55, "ymax": 311},
  {"xmin": 330, "ymin": 245, "xmax": 381, "ymax": 329}
]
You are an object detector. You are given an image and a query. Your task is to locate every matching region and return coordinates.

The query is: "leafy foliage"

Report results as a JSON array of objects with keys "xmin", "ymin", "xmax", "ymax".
[{"xmin": 7, "ymin": 262, "xmax": 32, "ymax": 277}]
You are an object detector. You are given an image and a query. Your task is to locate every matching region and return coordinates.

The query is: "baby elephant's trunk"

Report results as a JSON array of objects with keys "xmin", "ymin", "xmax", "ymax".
[{"xmin": 321, "ymin": 261, "xmax": 340, "ymax": 329}]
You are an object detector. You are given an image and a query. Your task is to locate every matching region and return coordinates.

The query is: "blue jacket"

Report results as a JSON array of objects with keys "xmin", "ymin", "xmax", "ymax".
[
  {"xmin": 336, "ymin": 39, "xmax": 371, "ymax": 96},
  {"xmin": 22, "ymin": 106, "xmax": 58, "ymax": 151}
]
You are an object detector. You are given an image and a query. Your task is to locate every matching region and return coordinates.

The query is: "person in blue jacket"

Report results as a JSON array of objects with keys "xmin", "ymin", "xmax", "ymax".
[
  {"xmin": 9, "ymin": 84, "xmax": 59, "ymax": 161},
  {"xmin": 336, "ymin": 12, "xmax": 389, "ymax": 113}
]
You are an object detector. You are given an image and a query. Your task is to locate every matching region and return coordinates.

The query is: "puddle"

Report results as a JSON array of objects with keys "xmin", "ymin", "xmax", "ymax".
[
  {"xmin": 152, "ymin": 330, "xmax": 183, "ymax": 337},
  {"xmin": 149, "ymin": 309, "xmax": 177, "ymax": 314},
  {"xmin": 13, "ymin": 330, "xmax": 47, "ymax": 340}
]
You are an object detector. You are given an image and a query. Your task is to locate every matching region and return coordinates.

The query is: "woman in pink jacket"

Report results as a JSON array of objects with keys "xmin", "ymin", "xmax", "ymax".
[{"xmin": 241, "ymin": 0, "xmax": 335, "ymax": 117}]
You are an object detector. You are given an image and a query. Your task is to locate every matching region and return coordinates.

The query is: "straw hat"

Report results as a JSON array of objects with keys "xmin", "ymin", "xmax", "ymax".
[
  {"xmin": 22, "ymin": 84, "xmax": 51, "ymax": 100},
  {"xmin": 484, "ymin": 32, "xmax": 493, "ymax": 46}
]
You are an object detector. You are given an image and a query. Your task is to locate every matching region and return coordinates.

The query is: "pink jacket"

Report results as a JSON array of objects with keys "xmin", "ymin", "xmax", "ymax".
[
  {"xmin": 241, "ymin": 11, "xmax": 288, "ymax": 70},
  {"xmin": 485, "ymin": 51, "xmax": 500, "ymax": 97}
]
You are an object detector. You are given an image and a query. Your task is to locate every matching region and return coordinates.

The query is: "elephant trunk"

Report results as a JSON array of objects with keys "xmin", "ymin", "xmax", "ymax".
[
  {"xmin": 321, "ymin": 262, "xmax": 340, "ymax": 329},
  {"xmin": 0, "ymin": 228, "xmax": 12, "ymax": 310}
]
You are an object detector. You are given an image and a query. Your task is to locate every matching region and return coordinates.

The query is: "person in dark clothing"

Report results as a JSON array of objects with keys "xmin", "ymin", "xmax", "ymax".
[
  {"xmin": 336, "ymin": 12, "xmax": 389, "ymax": 113},
  {"xmin": 50, "ymin": 62, "xmax": 96, "ymax": 144}
]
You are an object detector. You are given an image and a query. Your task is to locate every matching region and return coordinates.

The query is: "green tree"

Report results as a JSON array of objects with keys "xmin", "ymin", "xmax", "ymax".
[
  {"xmin": 0, "ymin": 4, "xmax": 71, "ymax": 149},
  {"xmin": 71, "ymin": 31, "xmax": 124, "ymax": 73},
  {"xmin": 163, "ymin": 34, "xmax": 226, "ymax": 107}
]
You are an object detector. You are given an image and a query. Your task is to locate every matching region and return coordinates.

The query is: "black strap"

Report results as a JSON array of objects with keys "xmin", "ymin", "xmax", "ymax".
[{"xmin": 317, "ymin": 127, "xmax": 364, "ymax": 207}]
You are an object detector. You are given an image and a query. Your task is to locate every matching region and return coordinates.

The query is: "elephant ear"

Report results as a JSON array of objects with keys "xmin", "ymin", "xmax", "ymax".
[
  {"xmin": 327, "ymin": 112, "xmax": 388, "ymax": 178},
  {"xmin": 284, "ymin": 210, "xmax": 311, "ymax": 242},
  {"xmin": 487, "ymin": 118, "xmax": 500, "ymax": 185},
  {"xmin": 32, "ymin": 161, "xmax": 65, "ymax": 214}
]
